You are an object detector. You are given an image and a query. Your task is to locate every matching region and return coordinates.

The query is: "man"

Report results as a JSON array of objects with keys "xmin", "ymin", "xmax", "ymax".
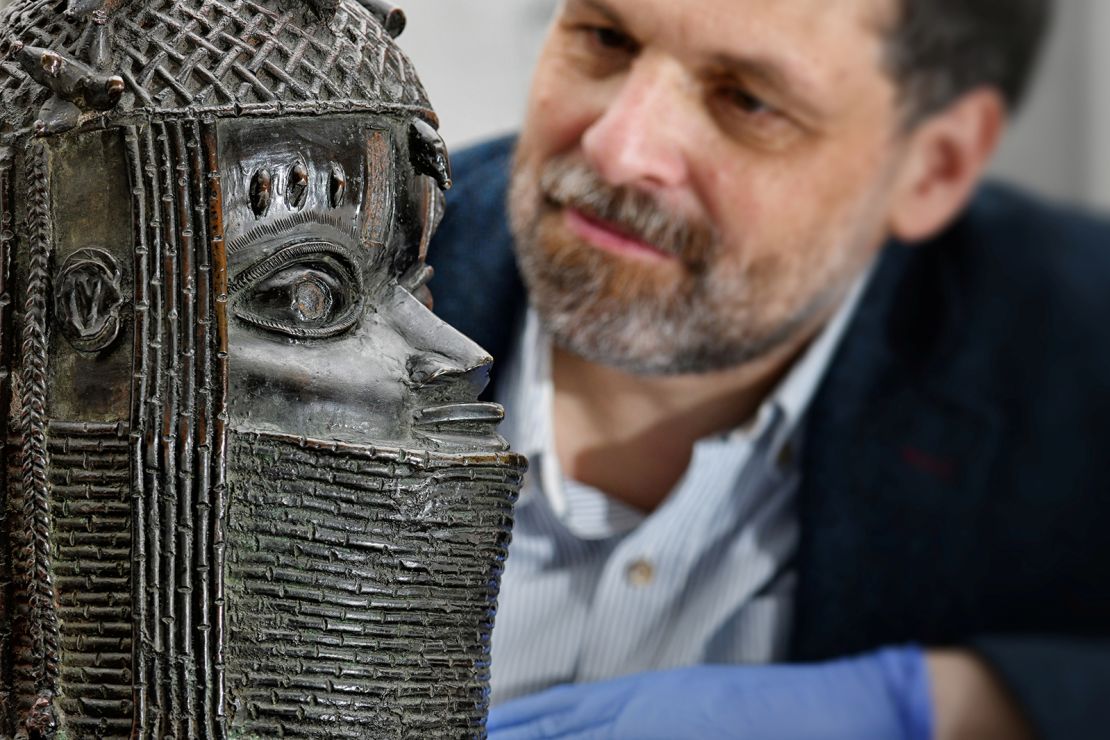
[{"xmin": 429, "ymin": 0, "xmax": 1110, "ymax": 737}]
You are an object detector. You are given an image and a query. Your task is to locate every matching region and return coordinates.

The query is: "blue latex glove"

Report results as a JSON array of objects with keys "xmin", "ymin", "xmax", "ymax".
[{"xmin": 488, "ymin": 646, "xmax": 933, "ymax": 740}]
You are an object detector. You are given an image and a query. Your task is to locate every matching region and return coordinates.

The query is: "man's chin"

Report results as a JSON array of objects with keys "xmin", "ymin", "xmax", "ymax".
[
  {"xmin": 547, "ymin": 317, "xmax": 742, "ymax": 378},
  {"xmin": 518, "ymin": 244, "xmax": 801, "ymax": 378}
]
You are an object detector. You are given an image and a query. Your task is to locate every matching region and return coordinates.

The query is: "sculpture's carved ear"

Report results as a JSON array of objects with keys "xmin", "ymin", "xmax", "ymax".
[{"xmin": 409, "ymin": 118, "xmax": 452, "ymax": 191}]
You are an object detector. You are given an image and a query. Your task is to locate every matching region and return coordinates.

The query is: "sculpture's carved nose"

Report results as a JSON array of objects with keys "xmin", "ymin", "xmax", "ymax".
[{"xmin": 388, "ymin": 286, "xmax": 493, "ymax": 399}]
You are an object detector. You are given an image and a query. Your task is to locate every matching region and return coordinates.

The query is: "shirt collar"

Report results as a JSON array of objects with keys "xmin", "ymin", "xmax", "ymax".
[{"xmin": 498, "ymin": 308, "xmax": 553, "ymax": 463}]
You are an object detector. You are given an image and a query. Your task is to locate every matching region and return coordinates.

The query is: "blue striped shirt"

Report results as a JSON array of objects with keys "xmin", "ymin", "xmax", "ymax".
[{"xmin": 490, "ymin": 276, "xmax": 870, "ymax": 705}]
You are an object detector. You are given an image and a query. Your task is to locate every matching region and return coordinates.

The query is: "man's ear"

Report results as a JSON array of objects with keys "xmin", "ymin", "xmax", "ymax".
[{"xmin": 887, "ymin": 87, "xmax": 1007, "ymax": 243}]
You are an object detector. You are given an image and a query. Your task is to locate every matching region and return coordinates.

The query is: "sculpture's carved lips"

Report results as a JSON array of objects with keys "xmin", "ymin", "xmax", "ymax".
[
  {"xmin": 414, "ymin": 402, "xmax": 508, "ymax": 450},
  {"xmin": 415, "ymin": 402, "xmax": 504, "ymax": 426}
]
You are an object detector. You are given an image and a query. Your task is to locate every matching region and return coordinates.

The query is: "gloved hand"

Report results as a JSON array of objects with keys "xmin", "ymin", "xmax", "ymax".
[{"xmin": 487, "ymin": 646, "xmax": 933, "ymax": 740}]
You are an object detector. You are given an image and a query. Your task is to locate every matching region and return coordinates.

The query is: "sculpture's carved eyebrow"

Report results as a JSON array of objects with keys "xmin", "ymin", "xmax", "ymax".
[
  {"xmin": 226, "ymin": 211, "xmax": 360, "ymax": 255},
  {"xmin": 228, "ymin": 239, "xmax": 362, "ymax": 295}
]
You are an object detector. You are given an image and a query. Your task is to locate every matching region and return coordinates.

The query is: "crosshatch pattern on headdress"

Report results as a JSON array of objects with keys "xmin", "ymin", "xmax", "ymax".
[{"xmin": 0, "ymin": 0, "xmax": 434, "ymax": 136}]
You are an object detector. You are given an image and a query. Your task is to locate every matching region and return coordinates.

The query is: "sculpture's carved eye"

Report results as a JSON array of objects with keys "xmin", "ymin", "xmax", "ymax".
[{"xmin": 231, "ymin": 241, "xmax": 363, "ymax": 338}]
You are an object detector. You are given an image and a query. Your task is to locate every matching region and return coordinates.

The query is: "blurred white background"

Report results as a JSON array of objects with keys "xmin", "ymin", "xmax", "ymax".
[{"xmin": 397, "ymin": 0, "xmax": 1110, "ymax": 212}]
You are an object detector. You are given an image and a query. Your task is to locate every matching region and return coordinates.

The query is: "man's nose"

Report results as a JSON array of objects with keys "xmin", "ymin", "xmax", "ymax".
[
  {"xmin": 581, "ymin": 57, "xmax": 692, "ymax": 191},
  {"xmin": 387, "ymin": 287, "xmax": 493, "ymax": 398}
]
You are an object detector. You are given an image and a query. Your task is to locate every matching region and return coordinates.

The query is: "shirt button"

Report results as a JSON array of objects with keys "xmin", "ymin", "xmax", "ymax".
[{"xmin": 626, "ymin": 558, "xmax": 655, "ymax": 587}]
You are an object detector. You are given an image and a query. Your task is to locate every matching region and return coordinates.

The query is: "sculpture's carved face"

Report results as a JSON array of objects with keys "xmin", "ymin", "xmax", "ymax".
[{"xmin": 221, "ymin": 115, "xmax": 500, "ymax": 447}]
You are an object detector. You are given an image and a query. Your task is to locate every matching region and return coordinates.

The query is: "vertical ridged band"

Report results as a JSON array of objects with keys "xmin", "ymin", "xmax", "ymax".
[
  {"xmin": 0, "ymin": 146, "xmax": 15, "ymax": 738},
  {"xmin": 127, "ymin": 119, "xmax": 228, "ymax": 739},
  {"xmin": 16, "ymin": 139, "xmax": 61, "ymax": 735}
]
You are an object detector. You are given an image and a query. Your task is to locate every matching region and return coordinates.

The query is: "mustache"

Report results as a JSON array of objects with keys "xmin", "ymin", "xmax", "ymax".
[{"xmin": 538, "ymin": 157, "xmax": 719, "ymax": 268}]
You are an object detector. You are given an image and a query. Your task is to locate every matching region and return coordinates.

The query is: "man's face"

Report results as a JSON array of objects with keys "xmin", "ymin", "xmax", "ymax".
[{"xmin": 511, "ymin": 0, "xmax": 907, "ymax": 374}]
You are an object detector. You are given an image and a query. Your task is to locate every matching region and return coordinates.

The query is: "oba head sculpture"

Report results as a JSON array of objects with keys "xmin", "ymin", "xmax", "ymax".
[{"xmin": 0, "ymin": 0, "xmax": 524, "ymax": 737}]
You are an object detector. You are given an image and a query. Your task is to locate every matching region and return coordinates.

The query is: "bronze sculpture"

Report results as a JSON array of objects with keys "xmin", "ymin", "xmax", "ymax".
[{"xmin": 0, "ymin": 0, "xmax": 525, "ymax": 737}]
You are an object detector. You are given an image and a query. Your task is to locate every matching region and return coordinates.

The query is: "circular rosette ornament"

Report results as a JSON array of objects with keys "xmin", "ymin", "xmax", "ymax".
[{"xmin": 54, "ymin": 247, "xmax": 125, "ymax": 352}]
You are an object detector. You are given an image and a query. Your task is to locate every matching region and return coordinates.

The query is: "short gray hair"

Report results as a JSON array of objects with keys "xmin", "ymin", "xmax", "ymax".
[{"xmin": 886, "ymin": 0, "xmax": 1052, "ymax": 124}]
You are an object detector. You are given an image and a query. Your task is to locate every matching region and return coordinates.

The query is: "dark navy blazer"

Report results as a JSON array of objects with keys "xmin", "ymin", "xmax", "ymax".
[{"xmin": 429, "ymin": 136, "xmax": 1110, "ymax": 740}]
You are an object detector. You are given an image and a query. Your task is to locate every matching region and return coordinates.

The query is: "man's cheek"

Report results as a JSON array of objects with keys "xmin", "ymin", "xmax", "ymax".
[
  {"xmin": 524, "ymin": 77, "xmax": 602, "ymax": 158},
  {"xmin": 522, "ymin": 110, "xmax": 585, "ymax": 165}
]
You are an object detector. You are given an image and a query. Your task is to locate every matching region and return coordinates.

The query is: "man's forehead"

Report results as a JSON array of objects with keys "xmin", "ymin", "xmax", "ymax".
[
  {"xmin": 568, "ymin": 0, "xmax": 894, "ymax": 106},
  {"xmin": 570, "ymin": 0, "xmax": 892, "ymax": 40}
]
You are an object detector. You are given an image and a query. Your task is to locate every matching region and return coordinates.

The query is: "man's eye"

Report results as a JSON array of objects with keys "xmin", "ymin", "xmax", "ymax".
[
  {"xmin": 710, "ymin": 85, "xmax": 801, "ymax": 151},
  {"xmin": 723, "ymin": 87, "xmax": 773, "ymax": 117},
  {"xmin": 233, "ymin": 247, "xmax": 364, "ymax": 339}
]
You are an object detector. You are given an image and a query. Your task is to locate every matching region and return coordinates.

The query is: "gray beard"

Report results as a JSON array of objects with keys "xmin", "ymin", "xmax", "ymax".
[
  {"xmin": 508, "ymin": 164, "xmax": 833, "ymax": 376},
  {"xmin": 521, "ymin": 247, "xmax": 807, "ymax": 375}
]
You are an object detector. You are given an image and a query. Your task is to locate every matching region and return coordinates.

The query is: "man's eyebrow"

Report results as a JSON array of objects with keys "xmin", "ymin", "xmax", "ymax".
[{"xmin": 566, "ymin": 0, "xmax": 626, "ymax": 27}]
